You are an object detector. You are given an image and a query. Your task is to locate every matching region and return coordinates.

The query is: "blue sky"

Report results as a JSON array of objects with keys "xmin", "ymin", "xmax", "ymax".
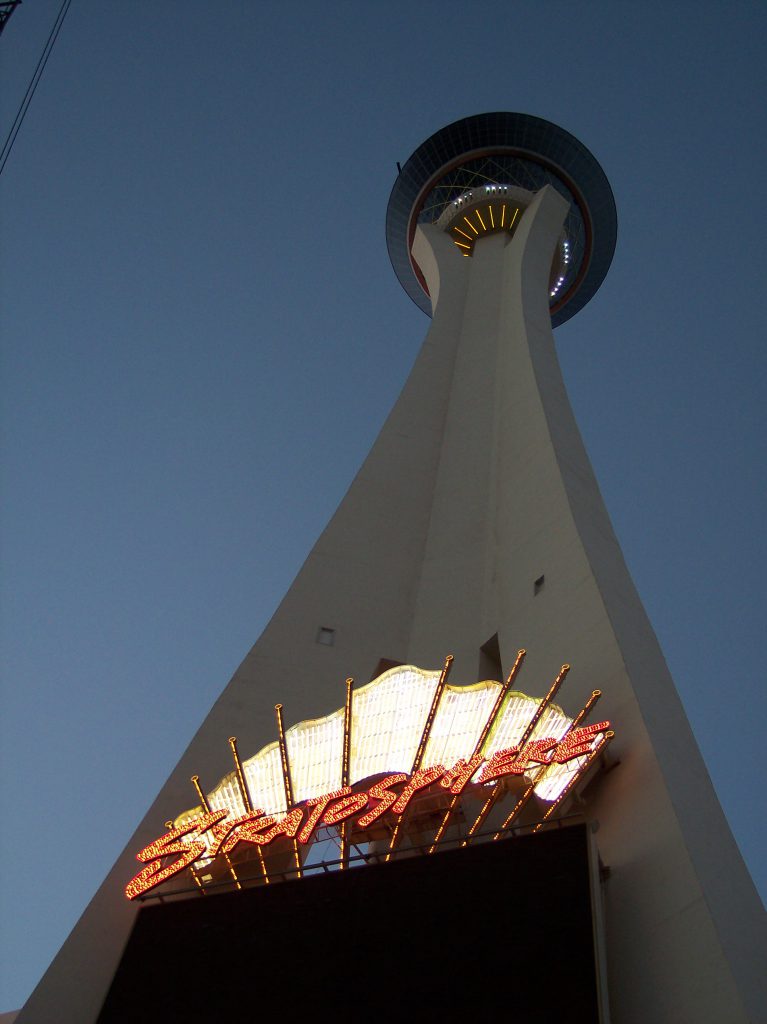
[{"xmin": 1, "ymin": 0, "xmax": 765, "ymax": 1011}]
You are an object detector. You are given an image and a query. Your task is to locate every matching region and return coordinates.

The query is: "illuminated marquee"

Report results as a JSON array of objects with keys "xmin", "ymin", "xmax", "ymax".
[{"xmin": 126, "ymin": 653, "xmax": 614, "ymax": 900}]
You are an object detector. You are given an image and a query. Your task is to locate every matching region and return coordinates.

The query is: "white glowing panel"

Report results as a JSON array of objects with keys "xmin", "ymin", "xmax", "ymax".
[
  {"xmin": 173, "ymin": 664, "xmax": 584, "ymax": 829},
  {"xmin": 350, "ymin": 666, "xmax": 439, "ymax": 779},
  {"xmin": 422, "ymin": 681, "xmax": 499, "ymax": 769},
  {"xmin": 287, "ymin": 708, "xmax": 345, "ymax": 804}
]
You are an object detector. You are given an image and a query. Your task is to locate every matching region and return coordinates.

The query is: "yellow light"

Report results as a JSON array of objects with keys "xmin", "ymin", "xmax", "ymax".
[
  {"xmin": 463, "ymin": 216, "xmax": 479, "ymax": 236},
  {"xmin": 475, "ymin": 209, "xmax": 487, "ymax": 231},
  {"xmin": 510, "ymin": 207, "xmax": 519, "ymax": 228},
  {"xmin": 501, "ymin": 204, "xmax": 506, "ymax": 227},
  {"xmin": 489, "ymin": 205, "xmax": 494, "ymax": 228},
  {"xmin": 453, "ymin": 240, "xmax": 471, "ymax": 250},
  {"xmin": 454, "ymin": 227, "xmax": 473, "ymax": 241}
]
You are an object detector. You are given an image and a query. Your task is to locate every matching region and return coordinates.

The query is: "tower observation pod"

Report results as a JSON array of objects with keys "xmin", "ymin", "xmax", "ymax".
[{"xmin": 18, "ymin": 114, "xmax": 766, "ymax": 1023}]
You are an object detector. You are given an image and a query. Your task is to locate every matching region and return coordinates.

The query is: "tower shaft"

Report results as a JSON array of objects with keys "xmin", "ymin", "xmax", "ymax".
[{"xmin": 18, "ymin": 173, "xmax": 766, "ymax": 1023}]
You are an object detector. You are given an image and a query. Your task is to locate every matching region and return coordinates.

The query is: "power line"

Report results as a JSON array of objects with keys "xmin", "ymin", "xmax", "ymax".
[{"xmin": 0, "ymin": 0, "xmax": 73, "ymax": 177}]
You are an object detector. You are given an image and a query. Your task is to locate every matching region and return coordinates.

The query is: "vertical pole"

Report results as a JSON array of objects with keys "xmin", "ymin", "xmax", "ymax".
[
  {"xmin": 413, "ymin": 654, "xmax": 453, "ymax": 773},
  {"xmin": 385, "ymin": 654, "xmax": 453, "ymax": 862},
  {"xmin": 492, "ymin": 689, "xmax": 602, "ymax": 840},
  {"xmin": 191, "ymin": 774, "xmax": 242, "ymax": 890},
  {"xmin": 228, "ymin": 736, "xmax": 252, "ymax": 811},
  {"xmin": 463, "ymin": 664, "xmax": 570, "ymax": 844},
  {"xmin": 275, "ymin": 704, "xmax": 302, "ymax": 878},
  {"xmin": 227, "ymin": 736, "xmax": 269, "ymax": 883},
  {"xmin": 340, "ymin": 677, "xmax": 354, "ymax": 870},
  {"xmin": 429, "ymin": 649, "xmax": 526, "ymax": 854},
  {"xmin": 532, "ymin": 731, "xmax": 614, "ymax": 833}
]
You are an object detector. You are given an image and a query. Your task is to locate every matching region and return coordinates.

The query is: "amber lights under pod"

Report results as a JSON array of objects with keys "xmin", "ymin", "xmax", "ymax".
[{"xmin": 449, "ymin": 189, "xmax": 521, "ymax": 256}]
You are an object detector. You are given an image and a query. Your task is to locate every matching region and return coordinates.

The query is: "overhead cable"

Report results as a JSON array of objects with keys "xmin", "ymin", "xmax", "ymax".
[{"xmin": 0, "ymin": 0, "xmax": 73, "ymax": 177}]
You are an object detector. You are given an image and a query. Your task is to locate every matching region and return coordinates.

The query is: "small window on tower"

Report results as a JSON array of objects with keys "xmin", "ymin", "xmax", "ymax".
[
  {"xmin": 316, "ymin": 626, "xmax": 336, "ymax": 646},
  {"xmin": 534, "ymin": 575, "xmax": 545, "ymax": 595}
]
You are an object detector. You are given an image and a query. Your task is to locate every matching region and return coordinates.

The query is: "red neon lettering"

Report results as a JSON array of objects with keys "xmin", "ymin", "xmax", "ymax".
[
  {"xmin": 298, "ymin": 788, "xmax": 352, "ymax": 844},
  {"xmin": 479, "ymin": 745, "xmax": 520, "ymax": 783},
  {"xmin": 521, "ymin": 737, "xmax": 558, "ymax": 766},
  {"xmin": 125, "ymin": 810, "xmax": 228, "ymax": 900},
  {"xmin": 391, "ymin": 765, "xmax": 445, "ymax": 815},
  {"xmin": 220, "ymin": 812, "xmax": 277, "ymax": 854},
  {"xmin": 553, "ymin": 722, "xmax": 609, "ymax": 763},
  {"xmin": 321, "ymin": 791, "xmax": 369, "ymax": 827},
  {"xmin": 440, "ymin": 753, "xmax": 484, "ymax": 794},
  {"xmin": 257, "ymin": 806, "xmax": 304, "ymax": 845},
  {"xmin": 208, "ymin": 810, "xmax": 265, "ymax": 856},
  {"xmin": 224, "ymin": 807, "xmax": 304, "ymax": 853},
  {"xmin": 127, "ymin": 715, "xmax": 615, "ymax": 899},
  {"xmin": 479, "ymin": 737, "xmax": 559, "ymax": 783},
  {"xmin": 356, "ymin": 774, "xmax": 407, "ymax": 829}
]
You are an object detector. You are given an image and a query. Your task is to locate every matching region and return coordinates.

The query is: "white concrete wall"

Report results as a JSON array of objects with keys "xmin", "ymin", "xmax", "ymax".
[{"xmin": 18, "ymin": 188, "xmax": 766, "ymax": 1022}]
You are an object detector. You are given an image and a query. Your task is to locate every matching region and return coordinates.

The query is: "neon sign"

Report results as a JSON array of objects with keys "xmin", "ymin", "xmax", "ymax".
[
  {"xmin": 125, "ymin": 653, "xmax": 615, "ymax": 900},
  {"xmin": 125, "ymin": 721, "xmax": 610, "ymax": 900}
]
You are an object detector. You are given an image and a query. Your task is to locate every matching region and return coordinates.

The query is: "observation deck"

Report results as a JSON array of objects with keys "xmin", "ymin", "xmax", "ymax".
[{"xmin": 386, "ymin": 112, "xmax": 617, "ymax": 327}]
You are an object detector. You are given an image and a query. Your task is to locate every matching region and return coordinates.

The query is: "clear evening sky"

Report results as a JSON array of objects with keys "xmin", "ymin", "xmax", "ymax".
[{"xmin": 1, "ymin": 0, "xmax": 765, "ymax": 1011}]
